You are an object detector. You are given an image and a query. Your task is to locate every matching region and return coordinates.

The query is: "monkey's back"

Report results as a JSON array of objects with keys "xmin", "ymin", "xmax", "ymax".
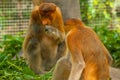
[{"xmin": 67, "ymin": 27, "xmax": 110, "ymax": 80}]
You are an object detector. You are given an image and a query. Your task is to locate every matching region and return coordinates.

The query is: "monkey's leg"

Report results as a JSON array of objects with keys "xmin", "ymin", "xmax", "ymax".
[
  {"xmin": 26, "ymin": 38, "xmax": 43, "ymax": 74},
  {"xmin": 52, "ymin": 56, "xmax": 71, "ymax": 80}
]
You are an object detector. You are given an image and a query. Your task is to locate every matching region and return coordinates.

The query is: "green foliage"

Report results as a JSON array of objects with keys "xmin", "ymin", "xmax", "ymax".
[
  {"xmin": 80, "ymin": 0, "xmax": 120, "ymax": 67},
  {"xmin": 0, "ymin": 35, "xmax": 52, "ymax": 80},
  {"xmin": 80, "ymin": 0, "xmax": 114, "ymax": 27},
  {"xmin": 94, "ymin": 27, "xmax": 120, "ymax": 67},
  {"xmin": 0, "ymin": 35, "xmax": 23, "ymax": 57}
]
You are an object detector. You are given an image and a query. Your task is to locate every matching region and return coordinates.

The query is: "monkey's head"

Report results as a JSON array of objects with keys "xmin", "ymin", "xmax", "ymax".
[
  {"xmin": 39, "ymin": 3, "xmax": 57, "ymax": 25},
  {"xmin": 39, "ymin": 2, "xmax": 64, "ymax": 31},
  {"xmin": 64, "ymin": 18, "xmax": 85, "ymax": 33},
  {"xmin": 65, "ymin": 18, "xmax": 85, "ymax": 27},
  {"xmin": 31, "ymin": 3, "xmax": 64, "ymax": 34},
  {"xmin": 31, "ymin": 3, "xmax": 56, "ymax": 24}
]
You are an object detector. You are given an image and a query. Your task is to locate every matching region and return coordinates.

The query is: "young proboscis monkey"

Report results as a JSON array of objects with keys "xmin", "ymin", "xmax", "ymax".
[
  {"xmin": 52, "ymin": 19, "xmax": 113, "ymax": 80},
  {"xmin": 22, "ymin": 3, "xmax": 66, "ymax": 74}
]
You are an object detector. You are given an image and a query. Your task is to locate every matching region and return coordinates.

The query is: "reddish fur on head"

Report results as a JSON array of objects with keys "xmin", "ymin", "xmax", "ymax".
[
  {"xmin": 39, "ymin": 3, "xmax": 56, "ymax": 16},
  {"xmin": 39, "ymin": 3, "xmax": 57, "ymax": 25},
  {"xmin": 65, "ymin": 18, "xmax": 84, "ymax": 26},
  {"xmin": 31, "ymin": 3, "xmax": 57, "ymax": 25},
  {"xmin": 31, "ymin": 3, "xmax": 64, "ymax": 34}
]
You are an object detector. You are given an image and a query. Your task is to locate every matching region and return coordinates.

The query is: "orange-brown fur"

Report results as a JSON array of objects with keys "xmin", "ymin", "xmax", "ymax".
[
  {"xmin": 22, "ymin": 3, "xmax": 66, "ymax": 74},
  {"xmin": 52, "ymin": 19, "xmax": 112, "ymax": 80},
  {"xmin": 32, "ymin": 0, "xmax": 42, "ymax": 6}
]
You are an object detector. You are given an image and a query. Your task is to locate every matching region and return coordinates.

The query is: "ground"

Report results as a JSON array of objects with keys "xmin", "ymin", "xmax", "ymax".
[{"xmin": 110, "ymin": 67, "xmax": 120, "ymax": 80}]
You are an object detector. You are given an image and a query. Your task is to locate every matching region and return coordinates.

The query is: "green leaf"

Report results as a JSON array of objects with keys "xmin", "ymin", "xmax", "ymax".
[{"xmin": 22, "ymin": 67, "xmax": 35, "ymax": 76}]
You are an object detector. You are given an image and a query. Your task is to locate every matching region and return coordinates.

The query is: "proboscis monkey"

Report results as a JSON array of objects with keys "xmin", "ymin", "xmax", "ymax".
[
  {"xmin": 52, "ymin": 18, "xmax": 113, "ymax": 80},
  {"xmin": 22, "ymin": 3, "xmax": 66, "ymax": 74}
]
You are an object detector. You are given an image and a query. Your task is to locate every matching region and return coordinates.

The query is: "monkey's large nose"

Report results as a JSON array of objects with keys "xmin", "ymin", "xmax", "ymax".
[{"xmin": 42, "ymin": 19, "xmax": 48, "ymax": 25}]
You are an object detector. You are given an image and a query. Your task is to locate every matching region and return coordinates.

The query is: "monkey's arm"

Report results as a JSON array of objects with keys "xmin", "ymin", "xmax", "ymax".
[
  {"xmin": 52, "ymin": 57, "xmax": 71, "ymax": 80},
  {"xmin": 22, "ymin": 33, "xmax": 32, "ymax": 54},
  {"xmin": 68, "ymin": 48, "xmax": 85, "ymax": 80},
  {"xmin": 67, "ymin": 33, "xmax": 85, "ymax": 80},
  {"xmin": 45, "ymin": 25, "xmax": 65, "ymax": 43}
]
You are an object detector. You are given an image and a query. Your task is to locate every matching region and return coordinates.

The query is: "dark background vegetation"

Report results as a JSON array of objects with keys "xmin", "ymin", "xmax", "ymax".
[{"xmin": 0, "ymin": 0, "xmax": 120, "ymax": 79}]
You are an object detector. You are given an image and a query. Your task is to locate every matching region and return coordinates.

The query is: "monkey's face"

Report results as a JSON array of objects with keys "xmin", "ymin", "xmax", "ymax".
[{"xmin": 39, "ymin": 3, "xmax": 57, "ymax": 26}]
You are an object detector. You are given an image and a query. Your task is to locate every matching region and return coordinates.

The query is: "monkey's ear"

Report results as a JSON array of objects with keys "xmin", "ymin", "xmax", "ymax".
[{"xmin": 39, "ymin": 3, "xmax": 56, "ymax": 15}]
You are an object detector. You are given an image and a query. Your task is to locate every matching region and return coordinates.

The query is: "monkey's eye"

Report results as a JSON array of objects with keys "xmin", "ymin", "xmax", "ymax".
[{"xmin": 42, "ymin": 13, "xmax": 53, "ymax": 20}]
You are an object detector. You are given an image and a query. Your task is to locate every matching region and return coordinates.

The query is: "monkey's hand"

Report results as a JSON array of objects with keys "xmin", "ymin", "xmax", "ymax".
[{"xmin": 45, "ymin": 25, "xmax": 64, "ymax": 43}]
